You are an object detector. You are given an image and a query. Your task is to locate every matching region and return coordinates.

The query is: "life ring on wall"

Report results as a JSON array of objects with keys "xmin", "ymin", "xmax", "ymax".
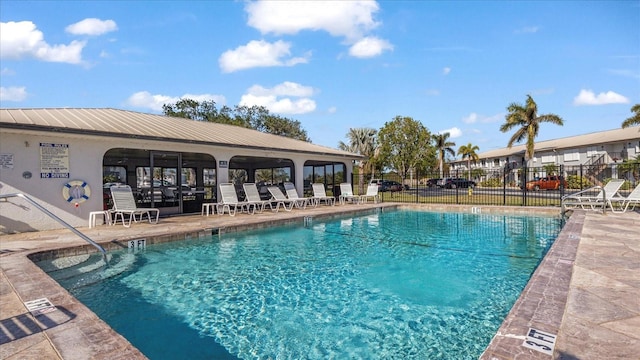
[{"xmin": 62, "ymin": 180, "xmax": 91, "ymax": 204}]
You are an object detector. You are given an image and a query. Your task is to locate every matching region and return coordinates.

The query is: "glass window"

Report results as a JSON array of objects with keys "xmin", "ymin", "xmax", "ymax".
[
  {"xmin": 229, "ymin": 169, "xmax": 248, "ymax": 185},
  {"xmin": 203, "ymin": 168, "xmax": 216, "ymax": 201}
]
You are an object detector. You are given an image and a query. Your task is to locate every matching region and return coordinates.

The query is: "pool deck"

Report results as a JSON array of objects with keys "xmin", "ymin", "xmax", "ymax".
[{"xmin": 1, "ymin": 203, "xmax": 638, "ymax": 359}]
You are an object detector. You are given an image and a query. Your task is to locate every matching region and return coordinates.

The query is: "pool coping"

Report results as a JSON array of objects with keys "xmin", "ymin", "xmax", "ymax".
[{"xmin": 0, "ymin": 203, "xmax": 619, "ymax": 359}]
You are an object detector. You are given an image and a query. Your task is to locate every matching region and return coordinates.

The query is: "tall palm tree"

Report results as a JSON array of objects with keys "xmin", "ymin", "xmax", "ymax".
[
  {"xmin": 432, "ymin": 132, "xmax": 456, "ymax": 178},
  {"xmin": 622, "ymin": 103, "xmax": 640, "ymax": 128},
  {"xmin": 500, "ymin": 94, "xmax": 563, "ymax": 161},
  {"xmin": 458, "ymin": 143, "xmax": 480, "ymax": 180},
  {"xmin": 338, "ymin": 128, "xmax": 377, "ymax": 191}
]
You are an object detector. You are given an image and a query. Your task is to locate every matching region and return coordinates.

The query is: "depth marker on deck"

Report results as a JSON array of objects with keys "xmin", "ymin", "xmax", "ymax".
[{"xmin": 522, "ymin": 327, "xmax": 557, "ymax": 356}]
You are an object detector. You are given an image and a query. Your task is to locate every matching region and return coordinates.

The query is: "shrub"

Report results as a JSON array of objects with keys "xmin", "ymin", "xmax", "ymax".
[
  {"xmin": 566, "ymin": 175, "xmax": 591, "ymax": 190},
  {"xmin": 480, "ymin": 178, "xmax": 502, "ymax": 187}
]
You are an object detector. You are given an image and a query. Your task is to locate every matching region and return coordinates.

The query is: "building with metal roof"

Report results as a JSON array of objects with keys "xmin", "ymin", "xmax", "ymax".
[
  {"xmin": 449, "ymin": 126, "xmax": 639, "ymax": 187},
  {"xmin": 452, "ymin": 127, "xmax": 639, "ymax": 169},
  {"xmin": 0, "ymin": 108, "xmax": 363, "ymax": 233}
]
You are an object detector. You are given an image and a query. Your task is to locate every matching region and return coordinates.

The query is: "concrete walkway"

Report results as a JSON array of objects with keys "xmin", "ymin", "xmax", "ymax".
[{"xmin": 1, "ymin": 204, "xmax": 638, "ymax": 359}]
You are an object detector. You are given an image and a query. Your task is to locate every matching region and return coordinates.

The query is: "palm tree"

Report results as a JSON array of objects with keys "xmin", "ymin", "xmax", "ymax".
[
  {"xmin": 500, "ymin": 94, "xmax": 563, "ymax": 161},
  {"xmin": 338, "ymin": 128, "xmax": 377, "ymax": 191},
  {"xmin": 622, "ymin": 103, "xmax": 640, "ymax": 128},
  {"xmin": 458, "ymin": 143, "xmax": 480, "ymax": 180},
  {"xmin": 432, "ymin": 132, "xmax": 456, "ymax": 179}
]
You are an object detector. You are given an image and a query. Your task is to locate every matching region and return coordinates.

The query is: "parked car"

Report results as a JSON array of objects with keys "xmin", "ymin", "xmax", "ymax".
[
  {"xmin": 370, "ymin": 179, "xmax": 408, "ymax": 192},
  {"xmin": 438, "ymin": 178, "xmax": 476, "ymax": 189},
  {"xmin": 426, "ymin": 178, "xmax": 441, "ymax": 188},
  {"xmin": 522, "ymin": 175, "xmax": 567, "ymax": 191}
]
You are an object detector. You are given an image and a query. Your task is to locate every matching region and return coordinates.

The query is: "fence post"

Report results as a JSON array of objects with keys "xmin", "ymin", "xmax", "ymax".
[
  {"xmin": 415, "ymin": 169, "xmax": 419, "ymax": 203},
  {"xmin": 559, "ymin": 165, "xmax": 565, "ymax": 199},
  {"xmin": 522, "ymin": 164, "xmax": 527, "ymax": 206}
]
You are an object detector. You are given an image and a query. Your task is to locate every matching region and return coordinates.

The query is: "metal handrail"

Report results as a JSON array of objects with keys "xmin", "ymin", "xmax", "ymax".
[{"xmin": 0, "ymin": 193, "xmax": 107, "ymax": 258}]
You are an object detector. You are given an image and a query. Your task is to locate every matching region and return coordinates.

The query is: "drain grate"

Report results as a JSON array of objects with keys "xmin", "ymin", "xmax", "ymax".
[{"xmin": 24, "ymin": 298, "xmax": 57, "ymax": 316}]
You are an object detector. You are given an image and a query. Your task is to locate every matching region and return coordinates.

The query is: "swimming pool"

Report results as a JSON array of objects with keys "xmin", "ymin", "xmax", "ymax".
[{"xmin": 45, "ymin": 209, "xmax": 562, "ymax": 359}]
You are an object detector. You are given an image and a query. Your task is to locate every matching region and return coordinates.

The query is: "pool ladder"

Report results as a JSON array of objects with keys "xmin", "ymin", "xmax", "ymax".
[
  {"xmin": 0, "ymin": 193, "xmax": 107, "ymax": 259},
  {"xmin": 303, "ymin": 216, "xmax": 313, "ymax": 227}
]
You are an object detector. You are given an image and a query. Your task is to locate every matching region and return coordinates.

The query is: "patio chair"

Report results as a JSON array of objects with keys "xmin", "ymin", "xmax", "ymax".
[
  {"xmin": 284, "ymin": 182, "xmax": 311, "ymax": 209},
  {"xmin": 267, "ymin": 186, "xmax": 300, "ymax": 212},
  {"xmin": 562, "ymin": 179, "xmax": 625, "ymax": 212},
  {"xmin": 311, "ymin": 183, "xmax": 335, "ymax": 206},
  {"xmin": 609, "ymin": 183, "xmax": 640, "ymax": 213},
  {"xmin": 110, "ymin": 185, "xmax": 159, "ymax": 227},
  {"xmin": 243, "ymin": 183, "xmax": 274, "ymax": 213},
  {"xmin": 219, "ymin": 183, "xmax": 251, "ymax": 216},
  {"xmin": 359, "ymin": 184, "xmax": 380, "ymax": 204},
  {"xmin": 339, "ymin": 183, "xmax": 359, "ymax": 205}
]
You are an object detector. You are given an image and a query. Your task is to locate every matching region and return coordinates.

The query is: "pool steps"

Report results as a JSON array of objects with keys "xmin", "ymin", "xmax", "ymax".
[{"xmin": 36, "ymin": 252, "xmax": 136, "ymax": 290}]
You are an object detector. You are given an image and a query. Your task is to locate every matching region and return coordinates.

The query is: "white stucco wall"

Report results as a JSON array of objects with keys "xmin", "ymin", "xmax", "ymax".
[{"xmin": 0, "ymin": 129, "xmax": 353, "ymax": 233}]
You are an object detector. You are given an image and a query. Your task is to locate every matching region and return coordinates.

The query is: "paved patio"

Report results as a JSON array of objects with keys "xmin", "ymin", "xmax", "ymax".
[{"xmin": 1, "ymin": 203, "xmax": 638, "ymax": 359}]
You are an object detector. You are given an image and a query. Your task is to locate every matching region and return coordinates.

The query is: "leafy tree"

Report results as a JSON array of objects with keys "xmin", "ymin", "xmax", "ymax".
[
  {"xmin": 162, "ymin": 99, "xmax": 310, "ymax": 141},
  {"xmin": 432, "ymin": 132, "xmax": 456, "ymax": 178},
  {"xmin": 338, "ymin": 128, "xmax": 378, "ymax": 191},
  {"xmin": 262, "ymin": 115, "xmax": 310, "ymax": 141},
  {"xmin": 500, "ymin": 95, "xmax": 563, "ymax": 161},
  {"xmin": 544, "ymin": 163, "xmax": 558, "ymax": 176},
  {"xmin": 618, "ymin": 155, "xmax": 639, "ymax": 182},
  {"xmin": 457, "ymin": 143, "xmax": 479, "ymax": 180},
  {"xmin": 622, "ymin": 103, "xmax": 640, "ymax": 128},
  {"xmin": 162, "ymin": 99, "xmax": 220, "ymax": 122},
  {"xmin": 377, "ymin": 116, "xmax": 433, "ymax": 184}
]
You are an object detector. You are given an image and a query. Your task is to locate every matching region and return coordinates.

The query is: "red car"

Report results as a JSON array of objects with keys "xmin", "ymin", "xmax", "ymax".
[{"xmin": 523, "ymin": 176, "xmax": 567, "ymax": 191}]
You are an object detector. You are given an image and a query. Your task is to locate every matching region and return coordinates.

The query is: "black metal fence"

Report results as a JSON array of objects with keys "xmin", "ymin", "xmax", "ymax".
[{"xmin": 350, "ymin": 163, "xmax": 639, "ymax": 207}]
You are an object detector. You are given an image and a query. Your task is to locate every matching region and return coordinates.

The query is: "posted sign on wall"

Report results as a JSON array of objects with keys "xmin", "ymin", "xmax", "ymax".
[{"xmin": 40, "ymin": 143, "xmax": 70, "ymax": 178}]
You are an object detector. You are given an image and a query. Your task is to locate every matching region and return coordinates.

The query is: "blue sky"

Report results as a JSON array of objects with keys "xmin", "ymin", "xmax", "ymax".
[{"xmin": 1, "ymin": 1, "xmax": 638, "ymax": 155}]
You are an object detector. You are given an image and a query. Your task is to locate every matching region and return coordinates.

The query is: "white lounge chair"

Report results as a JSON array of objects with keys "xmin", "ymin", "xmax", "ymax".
[
  {"xmin": 562, "ymin": 179, "xmax": 625, "ymax": 211},
  {"xmin": 110, "ymin": 185, "xmax": 159, "ymax": 227},
  {"xmin": 359, "ymin": 184, "xmax": 380, "ymax": 204},
  {"xmin": 218, "ymin": 183, "xmax": 251, "ymax": 216},
  {"xmin": 243, "ymin": 183, "xmax": 274, "ymax": 213},
  {"xmin": 609, "ymin": 183, "xmax": 640, "ymax": 213},
  {"xmin": 339, "ymin": 183, "xmax": 359, "ymax": 205},
  {"xmin": 267, "ymin": 186, "xmax": 300, "ymax": 212},
  {"xmin": 311, "ymin": 183, "xmax": 335, "ymax": 206},
  {"xmin": 283, "ymin": 182, "xmax": 310, "ymax": 209}
]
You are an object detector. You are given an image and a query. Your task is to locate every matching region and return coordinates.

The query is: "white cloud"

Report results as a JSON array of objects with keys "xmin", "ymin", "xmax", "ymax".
[
  {"xmin": 462, "ymin": 113, "xmax": 478, "ymax": 124},
  {"xmin": 0, "ymin": 21, "xmax": 86, "ymax": 64},
  {"xmin": 348, "ymin": 36, "xmax": 393, "ymax": 58},
  {"xmin": 0, "ymin": 86, "xmax": 27, "ymax": 102},
  {"xmin": 1, "ymin": 67, "xmax": 15, "ymax": 76},
  {"xmin": 239, "ymin": 82, "xmax": 317, "ymax": 115},
  {"xmin": 573, "ymin": 89, "xmax": 629, "ymax": 106},
  {"xmin": 462, "ymin": 112, "xmax": 503, "ymax": 124},
  {"xmin": 607, "ymin": 69, "xmax": 640, "ymax": 80},
  {"xmin": 327, "ymin": 106, "xmax": 337, "ymax": 114},
  {"xmin": 246, "ymin": 0, "xmax": 380, "ymax": 40},
  {"xmin": 65, "ymin": 18, "xmax": 118, "ymax": 36},
  {"xmin": 439, "ymin": 127, "xmax": 462, "ymax": 138},
  {"xmin": 515, "ymin": 26, "xmax": 539, "ymax": 34},
  {"xmin": 442, "ymin": 67, "xmax": 451, "ymax": 75},
  {"xmin": 244, "ymin": 0, "xmax": 391, "ymax": 59},
  {"xmin": 125, "ymin": 91, "xmax": 226, "ymax": 112},
  {"xmin": 425, "ymin": 89, "xmax": 440, "ymax": 96},
  {"xmin": 219, "ymin": 40, "xmax": 310, "ymax": 73},
  {"xmin": 248, "ymin": 82, "xmax": 315, "ymax": 97}
]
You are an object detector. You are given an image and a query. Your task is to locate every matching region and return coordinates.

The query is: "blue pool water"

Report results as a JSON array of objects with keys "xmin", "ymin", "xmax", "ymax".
[{"xmin": 60, "ymin": 210, "xmax": 562, "ymax": 359}]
